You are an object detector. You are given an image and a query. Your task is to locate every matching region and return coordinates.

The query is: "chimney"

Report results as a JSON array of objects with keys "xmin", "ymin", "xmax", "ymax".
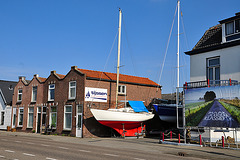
[
  {"xmin": 71, "ymin": 66, "xmax": 77, "ymax": 70},
  {"xmin": 18, "ymin": 76, "xmax": 26, "ymax": 81},
  {"xmin": 236, "ymin": 12, "xmax": 240, "ymax": 16},
  {"xmin": 34, "ymin": 74, "xmax": 39, "ymax": 78},
  {"xmin": 51, "ymin": 70, "xmax": 56, "ymax": 74}
]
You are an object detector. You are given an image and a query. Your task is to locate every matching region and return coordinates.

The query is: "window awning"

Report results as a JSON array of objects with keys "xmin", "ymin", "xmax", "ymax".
[{"xmin": 128, "ymin": 101, "xmax": 149, "ymax": 113}]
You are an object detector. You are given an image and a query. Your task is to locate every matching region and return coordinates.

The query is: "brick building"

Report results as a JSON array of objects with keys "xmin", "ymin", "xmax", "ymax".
[{"xmin": 12, "ymin": 66, "xmax": 161, "ymax": 137}]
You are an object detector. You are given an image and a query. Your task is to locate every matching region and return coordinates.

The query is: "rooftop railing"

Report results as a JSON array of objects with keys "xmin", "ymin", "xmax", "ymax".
[{"xmin": 184, "ymin": 79, "xmax": 239, "ymax": 89}]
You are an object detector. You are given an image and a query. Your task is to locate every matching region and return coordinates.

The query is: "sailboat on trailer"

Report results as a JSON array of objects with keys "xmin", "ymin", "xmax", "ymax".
[{"xmin": 90, "ymin": 9, "xmax": 154, "ymax": 137}]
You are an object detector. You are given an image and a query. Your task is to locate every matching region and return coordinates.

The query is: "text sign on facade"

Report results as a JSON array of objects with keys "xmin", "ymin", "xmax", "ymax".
[{"xmin": 85, "ymin": 87, "xmax": 107, "ymax": 102}]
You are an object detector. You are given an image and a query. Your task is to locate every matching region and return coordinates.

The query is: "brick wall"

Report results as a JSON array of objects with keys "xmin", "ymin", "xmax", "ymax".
[{"xmin": 12, "ymin": 66, "xmax": 161, "ymax": 137}]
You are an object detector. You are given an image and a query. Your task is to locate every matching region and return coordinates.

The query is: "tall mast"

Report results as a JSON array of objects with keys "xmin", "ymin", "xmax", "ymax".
[
  {"xmin": 116, "ymin": 8, "xmax": 122, "ymax": 108},
  {"xmin": 177, "ymin": 0, "xmax": 180, "ymax": 89},
  {"xmin": 176, "ymin": 0, "xmax": 180, "ymax": 128}
]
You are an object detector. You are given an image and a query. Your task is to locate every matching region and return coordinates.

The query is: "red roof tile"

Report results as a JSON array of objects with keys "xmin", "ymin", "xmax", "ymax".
[
  {"xmin": 56, "ymin": 73, "xmax": 65, "ymax": 79},
  {"xmin": 38, "ymin": 77, "xmax": 47, "ymax": 83},
  {"xmin": 77, "ymin": 68, "xmax": 159, "ymax": 86},
  {"xmin": 77, "ymin": 68, "xmax": 110, "ymax": 80}
]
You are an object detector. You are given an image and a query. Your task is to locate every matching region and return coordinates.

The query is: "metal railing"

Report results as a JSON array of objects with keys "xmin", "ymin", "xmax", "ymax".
[{"xmin": 184, "ymin": 79, "xmax": 239, "ymax": 89}]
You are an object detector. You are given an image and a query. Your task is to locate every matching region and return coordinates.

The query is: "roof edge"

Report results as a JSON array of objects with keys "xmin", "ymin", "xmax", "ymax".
[{"xmin": 185, "ymin": 39, "xmax": 240, "ymax": 55}]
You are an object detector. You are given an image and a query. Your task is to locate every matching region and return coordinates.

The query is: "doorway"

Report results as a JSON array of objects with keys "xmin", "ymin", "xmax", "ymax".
[
  {"xmin": 36, "ymin": 107, "xmax": 41, "ymax": 133},
  {"xmin": 76, "ymin": 104, "xmax": 83, "ymax": 137}
]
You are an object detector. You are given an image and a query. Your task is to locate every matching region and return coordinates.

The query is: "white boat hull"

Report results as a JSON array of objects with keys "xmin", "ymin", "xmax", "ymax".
[
  {"xmin": 90, "ymin": 108, "xmax": 154, "ymax": 122},
  {"xmin": 90, "ymin": 108, "xmax": 154, "ymax": 136}
]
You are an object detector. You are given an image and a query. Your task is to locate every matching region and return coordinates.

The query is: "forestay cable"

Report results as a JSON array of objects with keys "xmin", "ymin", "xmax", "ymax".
[{"xmin": 156, "ymin": 4, "xmax": 178, "ymax": 92}]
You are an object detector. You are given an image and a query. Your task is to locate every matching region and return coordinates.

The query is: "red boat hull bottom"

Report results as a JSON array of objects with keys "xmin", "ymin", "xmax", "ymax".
[{"xmin": 98, "ymin": 121, "xmax": 146, "ymax": 137}]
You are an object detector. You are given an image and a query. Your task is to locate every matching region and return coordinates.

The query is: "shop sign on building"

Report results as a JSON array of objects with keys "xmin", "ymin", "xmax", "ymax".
[{"xmin": 85, "ymin": 87, "xmax": 107, "ymax": 102}]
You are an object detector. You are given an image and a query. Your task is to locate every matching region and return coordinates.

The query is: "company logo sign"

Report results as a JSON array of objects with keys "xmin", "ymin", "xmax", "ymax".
[{"xmin": 85, "ymin": 87, "xmax": 107, "ymax": 102}]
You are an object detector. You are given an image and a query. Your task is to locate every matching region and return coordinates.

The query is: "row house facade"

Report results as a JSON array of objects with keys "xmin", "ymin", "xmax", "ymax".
[{"xmin": 12, "ymin": 66, "xmax": 161, "ymax": 137}]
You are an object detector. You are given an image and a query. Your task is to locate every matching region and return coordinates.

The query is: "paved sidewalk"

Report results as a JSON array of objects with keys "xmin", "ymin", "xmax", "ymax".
[{"xmin": 1, "ymin": 131, "xmax": 240, "ymax": 160}]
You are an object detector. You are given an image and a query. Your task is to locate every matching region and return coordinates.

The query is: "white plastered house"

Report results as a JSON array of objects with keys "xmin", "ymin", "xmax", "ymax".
[
  {"xmin": 0, "ymin": 80, "xmax": 17, "ymax": 130},
  {"xmin": 185, "ymin": 12, "xmax": 240, "ymax": 85}
]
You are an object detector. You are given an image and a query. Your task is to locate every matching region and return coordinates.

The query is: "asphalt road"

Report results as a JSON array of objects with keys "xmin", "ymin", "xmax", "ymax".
[
  {"xmin": 0, "ymin": 131, "xmax": 240, "ymax": 160},
  {"xmin": 198, "ymin": 100, "xmax": 239, "ymax": 127}
]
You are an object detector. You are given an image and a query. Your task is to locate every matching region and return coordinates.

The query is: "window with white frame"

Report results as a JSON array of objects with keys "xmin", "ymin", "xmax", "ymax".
[
  {"xmin": 50, "ymin": 106, "xmax": 57, "ymax": 128},
  {"xmin": 17, "ymin": 89, "xmax": 23, "ymax": 101},
  {"xmin": 118, "ymin": 85, "xmax": 126, "ymax": 95},
  {"xmin": 225, "ymin": 19, "xmax": 240, "ymax": 35},
  {"xmin": 207, "ymin": 57, "xmax": 220, "ymax": 84},
  {"xmin": 18, "ymin": 108, "xmax": 24, "ymax": 127},
  {"xmin": 64, "ymin": 105, "xmax": 72, "ymax": 130},
  {"xmin": 48, "ymin": 84, "xmax": 55, "ymax": 101},
  {"xmin": 28, "ymin": 107, "xmax": 34, "ymax": 128},
  {"xmin": 69, "ymin": 81, "xmax": 76, "ymax": 99},
  {"xmin": 226, "ymin": 21, "xmax": 234, "ymax": 35},
  {"xmin": 32, "ymin": 86, "xmax": 37, "ymax": 102}
]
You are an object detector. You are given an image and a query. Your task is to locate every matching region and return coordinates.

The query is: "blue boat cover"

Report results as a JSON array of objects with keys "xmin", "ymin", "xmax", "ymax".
[{"xmin": 128, "ymin": 101, "xmax": 149, "ymax": 113}]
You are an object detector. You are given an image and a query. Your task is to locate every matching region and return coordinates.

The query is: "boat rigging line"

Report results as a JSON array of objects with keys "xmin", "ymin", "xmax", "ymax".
[
  {"xmin": 156, "ymin": 3, "xmax": 178, "ymax": 93},
  {"xmin": 89, "ymin": 25, "xmax": 119, "ymax": 107}
]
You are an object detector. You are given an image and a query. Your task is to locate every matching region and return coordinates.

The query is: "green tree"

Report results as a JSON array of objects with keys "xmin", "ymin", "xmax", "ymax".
[{"xmin": 204, "ymin": 91, "xmax": 216, "ymax": 102}]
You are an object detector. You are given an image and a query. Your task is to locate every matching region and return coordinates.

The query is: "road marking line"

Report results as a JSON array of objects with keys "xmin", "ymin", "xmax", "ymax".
[
  {"xmin": 79, "ymin": 149, "xmax": 91, "ymax": 153},
  {"xmin": 41, "ymin": 144, "xmax": 50, "ymax": 147},
  {"xmin": 23, "ymin": 153, "xmax": 35, "ymax": 157},
  {"xmin": 104, "ymin": 153, "xmax": 119, "ymax": 157},
  {"xmin": 15, "ymin": 141, "xmax": 21, "ymax": 143},
  {"xmin": 5, "ymin": 150, "xmax": 15, "ymax": 153},
  {"xmin": 0, "ymin": 155, "xmax": 5, "ymax": 158},
  {"xmin": 26, "ymin": 142, "xmax": 34, "ymax": 144},
  {"xmin": 58, "ymin": 146, "xmax": 69, "ymax": 150},
  {"xmin": 134, "ymin": 158, "xmax": 146, "ymax": 160},
  {"xmin": 1, "ymin": 139, "xmax": 7, "ymax": 141},
  {"xmin": 46, "ymin": 157, "xmax": 57, "ymax": 160}
]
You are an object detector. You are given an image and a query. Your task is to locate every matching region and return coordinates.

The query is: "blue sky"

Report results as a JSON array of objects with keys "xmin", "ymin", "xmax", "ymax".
[
  {"xmin": 0, "ymin": 0, "xmax": 240, "ymax": 94},
  {"xmin": 185, "ymin": 85, "xmax": 240, "ymax": 103}
]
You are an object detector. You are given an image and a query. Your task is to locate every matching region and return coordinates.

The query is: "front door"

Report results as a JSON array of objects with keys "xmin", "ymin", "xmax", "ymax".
[
  {"xmin": 42, "ymin": 106, "xmax": 47, "ymax": 127},
  {"xmin": 76, "ymin": 104, "xmax": 83, "ymax": 138},
  {"xmin": 37, "ymin": 107, "xmax": 41, "ymax": 133}
]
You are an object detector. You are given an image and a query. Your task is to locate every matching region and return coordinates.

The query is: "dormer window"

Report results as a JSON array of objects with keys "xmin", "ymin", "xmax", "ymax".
[
  {"xmin": 226, "ymin": 21, "xmax": 234, "ymax": 35},
  {"xmin": 235, "ymin": 19, "xmax": 240, "ymax": 33},
  {"xmin": 223, "ymin": 18, "xmax": 240, "ymax": 42},
  {"xmin": 220, "ymin": 12, "xmax": 240, "ymax": 43},
  {"xmin": 225, "ymin": 19, "xmax": 240, "ymax": 36}
]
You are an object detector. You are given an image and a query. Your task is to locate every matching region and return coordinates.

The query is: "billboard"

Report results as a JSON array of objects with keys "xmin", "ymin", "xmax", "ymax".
[
  {"xmin": 85, "ymin": 87, "xmax": 108, "ymax": 102},
  {"xmin": 184, "ymin": 85, "xmax": 240, "ymax": 128}
]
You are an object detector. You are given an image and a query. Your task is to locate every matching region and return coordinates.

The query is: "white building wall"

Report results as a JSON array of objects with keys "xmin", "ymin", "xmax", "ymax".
[
  {"xmin": 190, "ymin": 45, "xmax": 240, "ymax": 82},
  {"xmin": 0, "ymin": 97, "xmax": 12, "ymax": 130},
  {"xmin": 0, "ymin": 95, "xmax": 5, "ymax": 129},
  {"xmin": 210, "ymin": 129, "xmax": 240, "ymax": 142},
  {"xmin": 4, "ymin": 106, "xmax": 12, "ymax": 128}
]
